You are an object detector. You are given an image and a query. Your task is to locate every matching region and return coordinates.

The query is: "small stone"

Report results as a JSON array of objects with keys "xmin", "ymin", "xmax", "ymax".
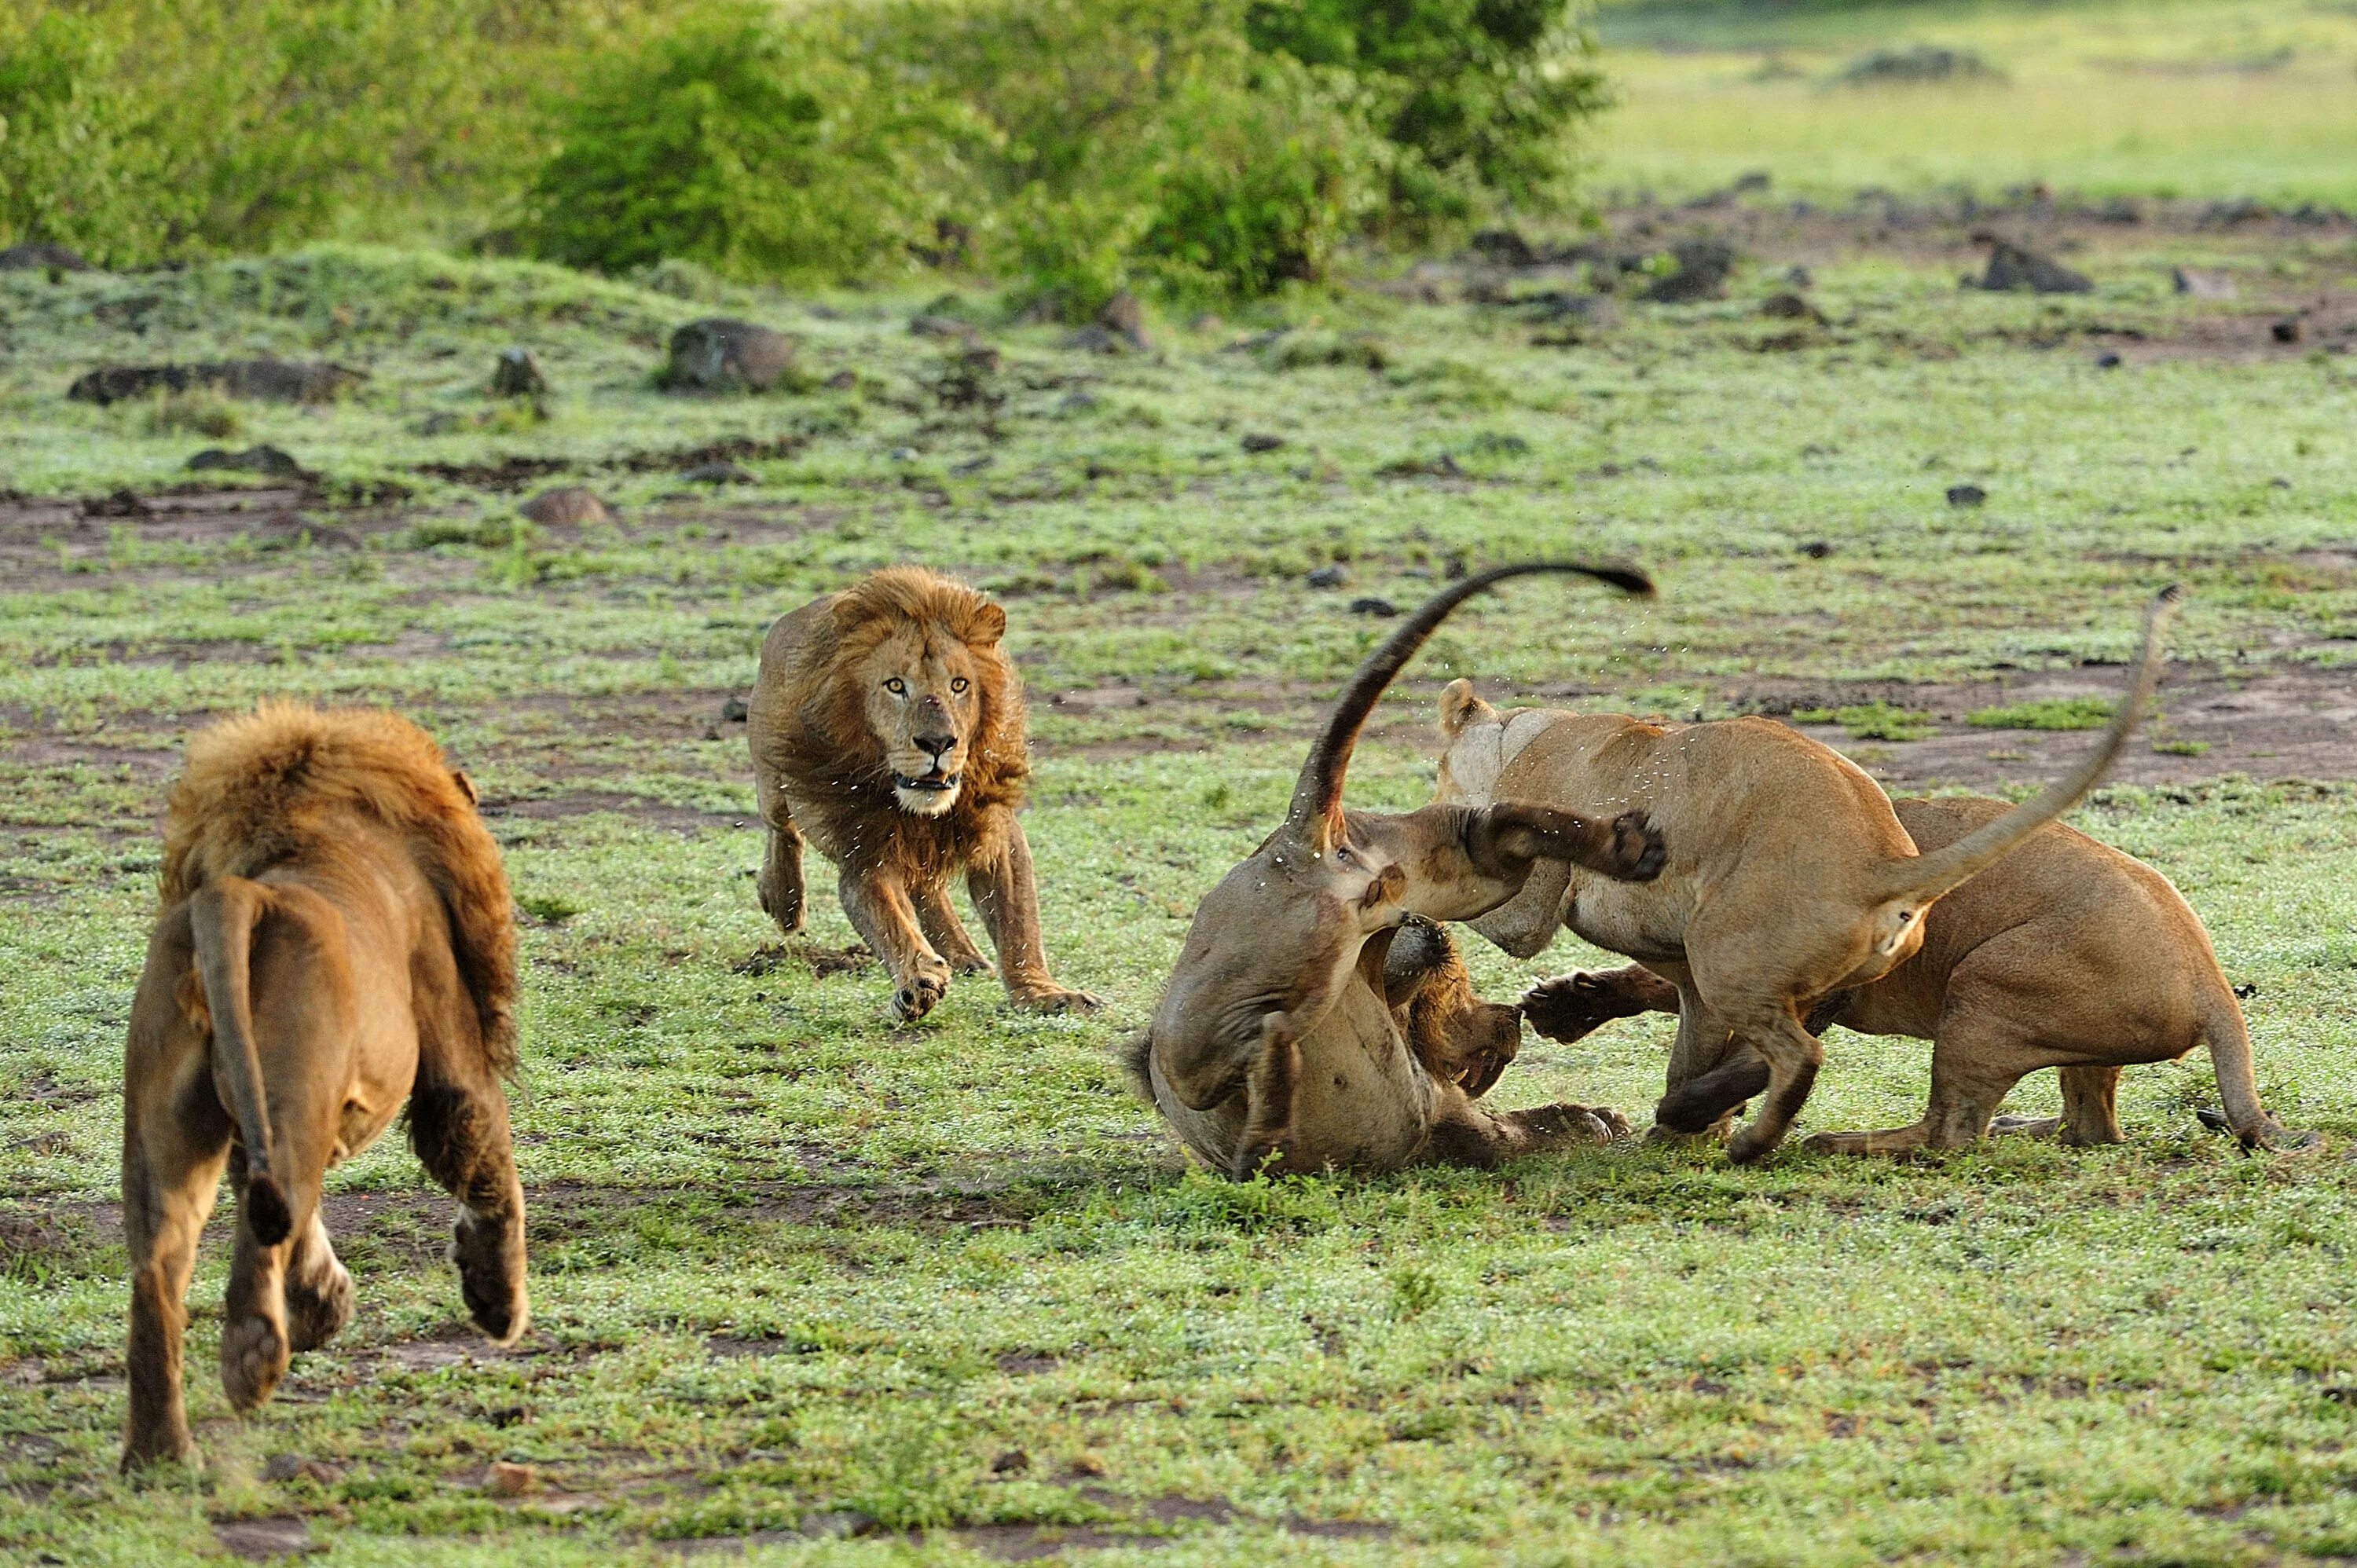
[
  {"xmin": 2095, "ymin": 351, "xmax": 2123, "ymax": 368},
  {"xmin": 1945, "ymin": 483, "xmax": 1988, "ymax": 507},
  {"xmin": 519, "ymin": 485, "xmax": 610, "ymax": 526},
  {"xmin": 262, "ymin": 1454, "xmax": 343, "ymax": 1485},
  {"xmin": 823, "ymin": 369, "xmax": 858, "ymax": 391},
  {"xmin": 680, "ymin": 460, "xmax": 756, "ymax": 485},
  {"xmin": 1060, "ymin": 324, "xmax": 1128, "ymax": 354},
  {"xmin": 487, "ymin": 1461, "xmax": 538, "ymax": 1497},
  {"xmin": 211, "ymin": 1515, "xmax": 318, "ymax": 1560},
  {"xmin": 1783, "ymin": 264, "xmax": 1813, "ymax": 289},
  {"xmin": 1069, "ymin": 1454, "xmax": 1108, "ymax": 1478},
  {"xmin": 2271, "ymin": 318, "xmax": 2302, "ymax": 343},
  {"xmin": 1097, "ymin": 289, "xmax": 1152, "ymax": 350},
  {"xmin": 910, "ymin": 314, "xmax": 977, "ymax": 340},
  {"xmin": 1797, "ymin": 540, "xmax": 1834, "ymax": 559},
  {"xmin": 1307, "ymin": 565, "xmax": 1350, "ymax": 589},
  {"xmin": 991, "ymin": 1449, "xmax": 1031, "ymax": 1475},
  {"xmin": 721, "ymin": 696, "xmax": 750, "ymax": 723},
  {"xmin": 948, "ymin": 454, "xmax": 994, "ymax": 477},
  {"xmin": 490, "ymin": 349, "xmax": 547, "ymax": 397},
  {"xmin": 802, "ymin": 1508, "xmax": 882, "ymax": 1539},
  {"xmin": 186, "ymin": 444, "xmax": 310, "ymax": 480},
  {"xmin": 1641, "ymin": 239, "xmax": 1736, "ymax": 303},
  {"xmin": 1974, "ymin": 240, "xmax": 2091, "ymax": 295},
  {"xmin": 2170, "ymin": 266, "xmax": 2236, "ymax": 300},
  {"xmin": 1758, "ymin": 291, "xmax": 1824, "ymax": 323},
  {"xmin": 659, "ymin": 318, "xmax": 797, "ymax": 393},
  {"xmin": 1348, "ymin": 596, "xmax": 1399, "ymax": 617},
  {"xmin": 0, "ymin": 242, "xmax": 93, "ymax": 273},
  {"xmin": 1241, "ymin": 433, "xmax": 1286, "ymax": 453}
]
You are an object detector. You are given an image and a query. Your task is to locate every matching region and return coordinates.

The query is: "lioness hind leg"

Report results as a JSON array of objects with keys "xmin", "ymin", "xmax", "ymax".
[
  {"xmin": 411, "ymin": 1072, "xmax": 529, "ymax": 1346},
  {"xmin": 2058, "ymin": 1065, "xmax": 2127, "ymax": 1147},
  {"xmin": 1807, "ymin": 1020, "xmax": 2033, "ymax": 1157}
]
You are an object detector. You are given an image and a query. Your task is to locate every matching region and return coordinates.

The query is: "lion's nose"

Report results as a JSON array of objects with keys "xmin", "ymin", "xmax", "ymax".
[{"xmin": 915, "ymin": 733, "xmax": 958, "ymax": 764}]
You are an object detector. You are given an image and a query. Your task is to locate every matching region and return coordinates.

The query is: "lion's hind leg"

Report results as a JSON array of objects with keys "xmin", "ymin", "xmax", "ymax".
[
  {"xmin": 1421, "ymin": 1094, "xmax": 1629, "ymax": 1168},
  {"xmin": 282, "ymin": 1208, "xmax": 354, "ymax": 1353},
  {"xmin": 410, "ymin": 1043, "xmax": 528, "ymax": 1346}
]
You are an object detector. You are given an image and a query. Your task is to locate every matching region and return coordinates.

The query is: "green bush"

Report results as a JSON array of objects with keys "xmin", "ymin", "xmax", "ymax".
[{"xmin": 521, "ymin": 5, "xmax": 983, "ymax": 280}]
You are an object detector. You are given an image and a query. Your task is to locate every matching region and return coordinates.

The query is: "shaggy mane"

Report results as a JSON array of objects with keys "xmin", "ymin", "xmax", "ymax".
[
  {"xmin": 161, "ymin": 702, "xmax": 519, "ymax": 1075},
  {"xmin": 768, "ymin": 566, "xmax": 1029, "ymax": 879}
]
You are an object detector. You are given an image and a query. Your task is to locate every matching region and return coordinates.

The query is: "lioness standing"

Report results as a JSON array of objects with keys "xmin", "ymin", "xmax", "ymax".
[
  {"xmin": 747, "ymin": 566, "xmax": 1098, "ymax": 1020},
  {"xmin": 121, "ymin": 705, "xmax": 528, "ymax": 1468}
]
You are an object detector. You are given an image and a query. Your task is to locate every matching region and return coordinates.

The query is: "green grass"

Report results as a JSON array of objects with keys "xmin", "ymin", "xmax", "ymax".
[
  {"xmin": 1792, "ymin": 701, "xmax": 1938, "ymax": 741},
  {"xmin": 1589, "ymin": 0, "xmax": 2357, "ymax": 203},
  {"xmin": 1967, "ymin": 694, "xmax": 2118, "ymax": 730},
  {"xmin": 5, "ymin": 218, "xmax": 2357, "ymax": 1563}
]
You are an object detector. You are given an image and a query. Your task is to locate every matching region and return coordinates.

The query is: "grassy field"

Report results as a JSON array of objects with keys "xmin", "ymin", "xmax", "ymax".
[
  {"xmin": 5, "ymin": 189, "xmax": 2357, "ymax": 1563},
  {"xmin": 1591, "ymin": 0, "xmax": 2357, "ymax": 204}
]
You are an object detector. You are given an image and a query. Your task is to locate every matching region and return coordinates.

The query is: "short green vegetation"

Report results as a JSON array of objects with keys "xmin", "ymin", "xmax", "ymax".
[
  {"xmin": 1967, "ymin": 696, "xmax": 2118, "ymax": 731},
  {"xmin": 1791, "ymin": 702, "xmax": 1938, "ymax": 742}
]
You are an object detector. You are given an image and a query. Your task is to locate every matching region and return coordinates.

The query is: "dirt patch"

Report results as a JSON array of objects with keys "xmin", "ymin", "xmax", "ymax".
[
  {"xmin": 480, "ymin": 792, "xmax": 737, "ymax": 833},
  {"xmin": 211, "ymin": 1515, "xmax": 321, "ymax": 1560}
]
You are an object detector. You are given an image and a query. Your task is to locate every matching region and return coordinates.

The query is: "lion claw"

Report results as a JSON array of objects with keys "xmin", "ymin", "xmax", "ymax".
[
  {"xmin": 893, "ymin": 976, "xmax": 948, "ymax": 1022},
  {"xmin": 1014, "ymin": 984, "xmax": 1102, "ymax": 1014}
]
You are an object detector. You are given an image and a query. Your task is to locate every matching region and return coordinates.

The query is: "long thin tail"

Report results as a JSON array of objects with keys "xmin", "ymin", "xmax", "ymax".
[
  {"xmin": 1868, "ymin": 585, "xmax": 2180, "ymax": 907},
  {"xmin": 189, "ymin": 877, "xmax": 292, "ymax": 1244},
  {"xmin": 2198, "ymin": 987, "xmax": 2282, "ymax": 1147},
  {"xmin": 1284, "ymin": 560, "xmax": 1655, "ymax": 834}
]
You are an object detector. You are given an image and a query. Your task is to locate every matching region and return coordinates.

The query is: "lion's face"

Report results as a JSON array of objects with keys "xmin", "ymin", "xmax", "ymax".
[{"xmin": 856, "ymin": 621, "xmax": 989, "ymax": 816}]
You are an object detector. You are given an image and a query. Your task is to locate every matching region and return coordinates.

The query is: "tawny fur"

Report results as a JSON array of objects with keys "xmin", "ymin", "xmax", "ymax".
[
  {"xmin": 747, "ymin": 566, "xmax": 1096, "ymax": 1020},
  {"xmin": 120, "ymin": 705, "xmax": 528, "ymax": 1471}
]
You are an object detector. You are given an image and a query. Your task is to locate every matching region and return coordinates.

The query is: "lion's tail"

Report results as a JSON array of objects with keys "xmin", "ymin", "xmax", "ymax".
[
  {"xmin": 2194, "ymin": 985, "xmax": 2318, "ymax": 1152},
  {"xmin": 189, "ymin": 877, "xmax": 292, "ymax": 1245}
]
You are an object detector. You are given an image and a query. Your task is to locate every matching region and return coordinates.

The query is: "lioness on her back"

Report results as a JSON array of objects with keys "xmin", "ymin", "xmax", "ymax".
[
  {"xmin": 1135, "ymin": 562, "xmax": 1667, "ymax": 1178},
  {"xmin": 1519, "ymin": 794, "xmax": 2316, "ymax": 1155},
  {"xmin": 1430, "ymin": 588, "xmax": 2182, "ymax": 1163},
  {"xmin": 747, "ymin": 566, "xmax": 1098, "ymax": 1020},
  {"xmin": 121, "ymin": 705, "xmax": 528, "ymax": 1469}
]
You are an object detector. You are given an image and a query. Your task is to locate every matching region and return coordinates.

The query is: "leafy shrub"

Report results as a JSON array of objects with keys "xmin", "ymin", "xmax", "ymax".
[{"xmin": 522, "ymin": 5, "xmax": 982, "ymax": 280}]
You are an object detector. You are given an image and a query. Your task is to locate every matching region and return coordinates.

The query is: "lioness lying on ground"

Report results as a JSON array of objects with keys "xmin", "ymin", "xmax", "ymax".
[
  {"xmin": 1429, "ymin": 588, "xmax": 2179, "ymax": 1162},
  {"xmin": 122, "ymin": 705, "xmax": 527, "ymax": 1469},
  {"xmin": 1519, "ymin": 794, "xmax": 2316, "ymax": 1154},
  {"xmin": 1132, "ymin": 562, "xmax": 1664, "ymax": 1178},
  {"xmin": 747, "ymin": 566, "xmax": 1098, "ymax": 1020}
]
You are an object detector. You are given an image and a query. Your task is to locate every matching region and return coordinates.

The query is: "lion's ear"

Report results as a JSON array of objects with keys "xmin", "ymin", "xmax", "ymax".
[
  {"xmin": 970, "ymin": 600, "xmax": 1007, "ymax": 647},
  {"xmin": 449, "ymin": 768, "xmax": 479, "ymax": 805},
  {"xmin": 1438, "ymin": 679, "xmax": 1497, "ymax": 738}
]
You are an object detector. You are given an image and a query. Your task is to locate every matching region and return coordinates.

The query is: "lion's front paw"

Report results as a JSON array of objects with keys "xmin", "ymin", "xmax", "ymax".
[
  {"xmin": 1520, "ymin": 972, "xmax": 1621, "ymax": 1043},
  {"xmin": 1576, "ymin": 1102, "xmax": 1634, "ymax": 1141},
  {"xmin": 1010, "ymin": 982, "xmax": 1102, "ymax": 1014},
  {"xmin": 1607, "ymin": 811, "xmax": 1667, "ymax": 881},
  {"xmin": 892, "ymin": 973, "xmax": 948, "ymax": 1022}
]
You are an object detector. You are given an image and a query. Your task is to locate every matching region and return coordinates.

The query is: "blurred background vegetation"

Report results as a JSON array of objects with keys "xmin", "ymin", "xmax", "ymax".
[{"xmin": 2, "ymin": 0, "xmax": 2354, "ymax": 308}]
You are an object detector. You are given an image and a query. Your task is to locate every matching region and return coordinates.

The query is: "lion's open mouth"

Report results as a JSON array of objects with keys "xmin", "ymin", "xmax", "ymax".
[{"xmin": 894, "ymin": 772, "xmax": 959, "ymax": 793}]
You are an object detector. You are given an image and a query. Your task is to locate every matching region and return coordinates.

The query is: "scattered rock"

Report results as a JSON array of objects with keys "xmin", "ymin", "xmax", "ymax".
[
  {"xmin": 487, "ymin": 1461, "xmax": 538, "ymax": 1498},
  {"xmin": 1060, "ymin": 324, "xmax": 1131, "ymax": 354},
  {"xmin": 910, "ymin": 313, "xmax": 977, "ymax": 341},
  {"xmin": 0, "ymin": 242, "xmax": 94, "ymax": 273},
  {"xmin": 1241, "ymin": 432, "xmax": 1287, "ymax": 453},
  {"xmin": 1098, "ymin": 290, "xmax": 1153, "ymax": 350},
  {"xmin": 2271, "ymin": 317, "xmax": 2302, "ymax": 344},
  {"xmin": 822, "ymin": 369, "xmax": 858, "ymax": 391},
  {"xmin": 68, "ymin": 360, "xmax": 364, "ymax": 405},
  {"xmin": 262, "ymin": 1454, "xmax": 343, "ymax": 1486},
  {"xmin": 1759, "ymin": 291, "xmax": 1826, "ymax": 323},
  {"xmin": 1641, "ymin": 239, "xmax": 1736, "ymax": 303},
  {"xmin": 1837, "ymin": 44, "xmax": 2006, "ymax": 86},
  {"xmin": 1945, "ymin": 483, "xmax": 1988, "ymax": 507},
  {"xmin": 802, "ymin": 1509, "xmax": 883, "ymax": 1540},
  {"xmin": 1973, "ymin": 240, "xmax": 2091, "ymax": 294},
  {"xmin": 256, "ymin": 514, "xmax": 361, "ymax": 551},
  {"xmin": 1470, "ymin": 229, "xmax": 1538, "ymax": 267},
  {"xmin": 1783, "ymin": 264, "xmax": 1814, "ymax": 289},
  {"xmin": 659, "ymin": 318, "xmax": 797, "ymax": 393},
  {"xmin": 2169, "ymin": 266, "xmax": 2237, "ymax": 300},
  {"xmin": 1527, "ymin": 292, "xmax": 1618, "ymax": 328},
  {"xmin": 991, "ymin": 1449, "xmax": 1031, "ymax": 1475},
  {"xmin": 2095, "ymin": 351, "xmax": 2123, "ymax": 368},
  {"xmin": 948, "ymin": 454, "xmax": 994, "ymax": 477},
  {"xmin": 1797, "ymin": 540, "xmax": 1835, "ymax": 559},
  {"xmin": 1348, "ymin": 596, "xmax": 1398, "ymax": 617},
  {"xmin": 186, "ymin": 444, "xmax": 310, "ymax": 481},
  {"xmin": 1376, "ymin": 452, "xmax": 1467, "ymax": 479},
  {"xmin": 490, "ymin": 348, "xmax": 548, "ymax": 398},
  {"xmin": 212, "ymin": 1515, "xmax": 320, "ymax": 1560},
  {"xmin": 519, "ymin": 486, "xmax": 610, "ymax": 526},
  {"xmin": 680, "ymin": 460, "xmax": 757, "ymax": 485},
  {"xmin": 720, "ymin": 697, "xmax": 750, "ymax": 723},
  {"xmin": 2199, "ymin": 197, "xmax": 2267, "ymax": 227},
  {"xmin": 1306, "ymin": 565, "xmax": 1350, "ymax": 589}
]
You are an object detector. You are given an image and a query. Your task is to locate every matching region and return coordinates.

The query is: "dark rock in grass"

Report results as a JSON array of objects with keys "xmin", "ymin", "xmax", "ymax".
[
  {"xmin": 1641, "ymin": 239, "xmax": 1736, "ymax": 303},
  {"xmin": 187, "ymin": 444, "xmax": 310, "ymax": 481},
  {"xmin": 822, "ymin": 368, "xmax": 858, "ymax": 391},
  {"xmin": 1306, "ymin": 565, "xmax": 1350, "ymax": 589},
  {"xmin": 1837, "ymin": 44, "xmax": 2006, "ymax": 86},
  {"xmin": 1945, "ymin": 483, "xmax": 1988, "ymax": 507},
  {"xmin": 0, "ymin": 241, "xmax": 94, "ymax": 273},
  {"xmin": 1241, "ymin": 432, "xmax": 1287, "ymax": 453},
  {"xmin": 519, "ymin": 485, "xmax": 610, "ymax": 526},
  {"xmin": 490, "ymin": 348, "xmax": 548, "ymax": 397},
  {"xmin": 1974, "ymin": 240, "xmax": 2091, "ymax": 295},
  {"xmin": 910, "ymin": 313, "xmax": 977, "ymax": 341},
  {"xmin": 1060, "ymin": 324, "xmax": 1130, "ymax": 355},
  {"xmin": 2170, "ymin": 266, "xmax": 2237, "ymax": 300},
  {"xmin": 681, "ymin": 460, "xmax": 757, "ymax": 485},
  {"xmin": 1527, "ymin": 291, "xmax": 1618, "ymax": 328},
  {"xmin": 2271, "ymin": 317, "xmax": 2303, "ymax": 344},
  {"xmin": 659, "ymin": 318, "xmax": 796, "ymax": 393},
  {"xmin": 1097, "ymin": 289, "xmax": 1153, "ymax": 350},
  {"xmin": 2095, "ymin": 351, "xmax": 2123, "ymax": 368},
  {"xmin": 1797, "ymin": 540, "xmax": 1835, "ymax": 559},
  {"xmin": 1759, "ymin": 291, "xmax": 1826, "ymax": 323},
  {"xmin": 1348, "ymin": 596, "xmax": 1399, "ymax": 617},
  {"xmin": 1471, "ymin": 229, "xmax": 1538, "ymax": 268},
  {"xmin": 721, "ymin": 696, "xmax": 750, "ymax": 723},
  {"xmin": 1376, "ymin": 452, "xmax": 1467, "ymax": 479},
  {"xmin": 68, "ymin": 359, "xmax": 363, "ymax": 406}
]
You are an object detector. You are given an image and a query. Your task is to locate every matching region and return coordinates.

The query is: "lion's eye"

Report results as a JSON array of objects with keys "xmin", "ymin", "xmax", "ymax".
[
  {"xmin": 884, "ymin": 678, "xmax": 906, "ymax": 695},
  {"xmin": 950, "ymin": 676, "xmax": 969, "ymax": 694}
]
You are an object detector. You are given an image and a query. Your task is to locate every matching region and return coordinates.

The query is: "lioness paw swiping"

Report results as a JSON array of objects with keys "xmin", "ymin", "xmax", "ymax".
[
  {"xmin": 746, "ymin": 566, "xmax": 1100, "ymax": 1021},
  {"xmin": 120, "ymin": 705, "xmax": 527, "ymax": 1471}
]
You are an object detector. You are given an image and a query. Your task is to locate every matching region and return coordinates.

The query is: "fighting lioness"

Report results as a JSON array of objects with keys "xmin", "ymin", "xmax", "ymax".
[
  {"xmin": 123, "ymin": 705, "xmax": 527, "ymax": 1469},
  {"xmin": 748, "ymin": 566, "xmax": 1098, "ymax": 1020},
  {"xmin": 1518, "ymin": 794, "xmax": 2316, "ymax": 1154},
  {"xmin": 1135, "ymin": 562, "xmax": 1666, "ymax": 1178},
  {"xmin": 1430, "ymin": 588, "xmax": 2179, "ymax": 1163}
]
